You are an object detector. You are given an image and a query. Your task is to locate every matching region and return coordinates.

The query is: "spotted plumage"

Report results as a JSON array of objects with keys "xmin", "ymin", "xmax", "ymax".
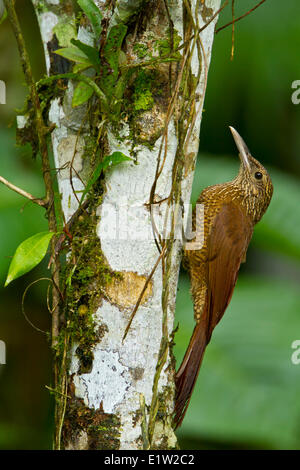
[{"xmin": 174, "ymin": 127, "xmax": 273, "ymax": 429}]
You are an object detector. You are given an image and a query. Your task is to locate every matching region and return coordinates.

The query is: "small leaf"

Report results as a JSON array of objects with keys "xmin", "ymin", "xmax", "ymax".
[
  {"xmin": 0, "ymin": 6, "xmax": 7, "ymax": 25},
  {"xmin": 102, "ymin": 151, "xmax": 133, "ymax": 170},
  {"xmin": 72, "ymin": 81, "xmax": 94, "ymax": 107},
  {"xmin": 54, "ymin": 46, "xmax": 92, "ymax": 65},
  {"xmin": 5, "ymin": 232, "xmax": 54, "ymax": 287},
  {"xmin": 112, "ymin": 69, "xmax": 135, "ymax": 118},
  {"xmin": 77, "ymin": 0, "xmax": 102, "ymax": 39},
  {"xmin": 71, "ymin": 39, "xmax": 100, "ymax": 71},
  {"xmin": 100, "ymin": 24, "xmax": 127, "ymax": 98},
  {"xmin": 73, "ymin": 63, "xmax": 91, "ymax": 73},
  {"xmin": 53, "ymin": 22, "xmax": 77, "ymax": 47},
  {"xmin": 80, "ymin": 152, "xmax": 132, "ymax": 203}
]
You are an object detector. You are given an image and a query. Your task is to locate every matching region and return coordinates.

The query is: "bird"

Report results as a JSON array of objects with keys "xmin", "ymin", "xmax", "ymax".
[{"xmin": 174, "ymin": 126, "xmax": 273, "ymax": 429}]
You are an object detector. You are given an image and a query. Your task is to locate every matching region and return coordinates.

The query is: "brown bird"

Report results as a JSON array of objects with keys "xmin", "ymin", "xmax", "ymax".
[{"xmin": 174, "ymin": 127, "xmax": 273, "ymax": 429}]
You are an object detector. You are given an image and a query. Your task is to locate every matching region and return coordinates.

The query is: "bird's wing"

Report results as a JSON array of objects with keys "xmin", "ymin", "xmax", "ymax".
[
  {"xmin": 207, "ymin": 202, "xmax": 253, "ymax": 337},
  {"xmin": 174, "ymin": 202, "xmax": 253, "ymax": 429}
]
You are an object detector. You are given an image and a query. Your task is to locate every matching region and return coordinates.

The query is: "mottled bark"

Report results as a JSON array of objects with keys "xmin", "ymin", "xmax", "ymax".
[{"xmin": 31, "ymin": 0, "xmax": 221, "ymax": 450}]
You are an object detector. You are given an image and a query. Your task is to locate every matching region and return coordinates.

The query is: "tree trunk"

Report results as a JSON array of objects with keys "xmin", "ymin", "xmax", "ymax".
[{"xmin": 31, "ymin": 0, "xmax": 221, "ymax": 450}]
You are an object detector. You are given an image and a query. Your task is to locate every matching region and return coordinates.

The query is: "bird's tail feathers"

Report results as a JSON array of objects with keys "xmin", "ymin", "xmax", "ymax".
[{"xmin": 174, "ymin": 318, "xmax": 209, "ymax": 429}]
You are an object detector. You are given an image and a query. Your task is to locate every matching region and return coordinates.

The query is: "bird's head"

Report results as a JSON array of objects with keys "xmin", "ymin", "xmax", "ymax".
[{"xmin": 230, "ymin": 126, "xmax": 273, "ymax": 223}]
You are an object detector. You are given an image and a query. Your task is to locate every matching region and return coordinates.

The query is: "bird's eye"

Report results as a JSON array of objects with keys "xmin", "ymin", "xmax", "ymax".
[{"xmin": 254, "ymin": 171, "xmax": 263, "ymax": 180}]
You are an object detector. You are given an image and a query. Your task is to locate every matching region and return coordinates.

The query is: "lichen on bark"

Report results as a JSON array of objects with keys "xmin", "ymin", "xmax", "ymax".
[{"xmin": 29, "ymin": 0, "xmax": 222, "ymax": 450}]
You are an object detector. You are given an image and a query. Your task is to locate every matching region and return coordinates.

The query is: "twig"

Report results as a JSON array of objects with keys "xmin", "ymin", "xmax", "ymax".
[
  {"xmin": 148, "ymin": 39, "xmax": 191, "ymax": 253},
  {"xmin": 120, "ymin": 56, "xmax": 180, "ymax": 70},
  {"xmin": 122, "ymin": 246, "xmax": 167, "ymax": 342},
  {"xmin": 199, "ymin": 0, "xmax": 229, "ymax": 33},
  {"xmin": 68, "ymin": 106, "xmax": 90, "ymax": 206},
  {"xmin": 231, "ymin": 0, "xmax": 235, "ymax": 60},
  {"xmin": 175, "ymin": 0, "xmax": 228, "ymax": 54},
  {"xmin": 148, "ymin": 335, "xmax": 169, "ymax": 442},
  {"xmin": 139, "ymin": 394, "xmax": 150, "ymax": 450},
  {"xmin": 146, "ymin": 4, "xmax": 208, "ymax": 443},
  {"xmin": 0, "ymin": 175, "xmax": 46, "ymax": 207},
  {"xmin": 55, "ymin": 332, "xmax": 69, "ymax": 450},
  {"xmin": 49, "ymin": 199, "xmax": 90, "ymax": 267},
  {"xmin": 45, "ymin": 385, "xmax": 71, "ymax": 400},
  {"xmin": 215, "ymin": 0, "xmax": 267, "ymax": 34},
  {"xmin": 22, "ymin": 278, "xmax": 53, "ymax": 334},
  {"xmin": 37, "ymin": 73, "xmax": 108, "ymax": 111}
]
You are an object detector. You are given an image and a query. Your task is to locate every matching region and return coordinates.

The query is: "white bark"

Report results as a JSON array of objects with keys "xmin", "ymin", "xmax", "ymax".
[{"xmin": 32, "ymin": 0, "xmax": 221, "ymax": 450}]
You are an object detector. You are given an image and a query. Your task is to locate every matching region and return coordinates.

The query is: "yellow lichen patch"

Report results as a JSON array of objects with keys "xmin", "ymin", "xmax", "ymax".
[{"xmin": 105, "ymin": 272, "xmax": 152, "ymax": 309}]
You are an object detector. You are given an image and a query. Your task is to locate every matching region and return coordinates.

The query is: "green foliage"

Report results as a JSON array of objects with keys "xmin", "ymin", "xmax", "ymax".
[
  {"xmin": 0, "ymin": 130, "xmax": 48, "ymax": 284},
  {"xmin": 133, "ymin": 43, "xmax": 149, "ymax": 59},
  {"xmin": 4, "ymin": 231, "xmax": 54, "ymax": 286},
  {"xmin": 53, "ymin": 7, "xmax": 128, "ymax": 112},
  {"xmin": 54, "ymin": 45, "xmax": 93, "ymax": 66},
  {"xmin": 53, "ymin": 1, "xmax": 103, "ymax": 108},
  {"xmin": 77, "ymin": 0, "xmax": 102, "ymax": 39},
  {"xmin": 201, "ymin": 0, "xmax": 300, "ymax": 173},
  {"xmin": 156, "ymin": 29, "xmax": 182, "ymax": 58},
  {"xmin": 60, "ymin": 196, "xmax": 116, "ymax": 375},
  {"xmin": 70, "ymin": 39, "xmax": 100, "ymax": 71},
  {"xmin": 132, "ymin": 70, "xmax": 155, "ymax": 111},
  {"xmin": 53, "ymin": 22, "xmax": 77, "ymax": 47},
  {"xmin": 72, "ymin": 80, "xmax": 94, "ymax": 107},
  {"xmin": 100, "ymin": 24, "xmax": 128, "ymax": 100},
  {"xmin": 80, "ymin": 152, "xmax": 133, "ymax": 203},
  {"xmin": 50, "ymin": 4, "xmax": 180, "ymax": 118},
  {"xmin": 255, "ymin": 171, "xmax": 300, "ymax": 260}
]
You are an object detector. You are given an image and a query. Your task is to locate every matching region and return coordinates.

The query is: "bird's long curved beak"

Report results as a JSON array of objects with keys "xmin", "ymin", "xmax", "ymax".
[{"xmin": 229, "ymin": 126, "xmax": 251, "ymax": 171}]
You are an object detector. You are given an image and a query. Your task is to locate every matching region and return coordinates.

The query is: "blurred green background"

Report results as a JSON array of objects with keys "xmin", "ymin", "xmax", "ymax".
[{"xmin": 0, "ymin": 0, "xmax": 299, "ymax": 450}]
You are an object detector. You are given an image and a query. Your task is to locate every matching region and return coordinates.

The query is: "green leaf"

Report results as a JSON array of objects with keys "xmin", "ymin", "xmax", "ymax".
[
  {"xmin": 53, "ymin": 22, "xmax": 77, "ymax": 47},
  {"xmin": 110, "ymin": 70, "xmax": 134, "ymax": 119},
  {"xmin": 100, "ymin": 24, "xmax": 127, "ymax": 98},
  {"xmin": 77, "ymin": 0, "xmax": 102, "ymax": 39},
  {"xmin": 80, "ymin": 152, "xmax": 132, "ymax": 203},
  {"xmin": 71, "ymin": 39, "xmax": 100, "ymax": 71},
  {"xmin": 72, "ymin": 81, "xmax": 94, "ymax": 107},
  {"xmin": 0, "ymin": 6, "xmax": 7, "ymax": 25},
  {"xmin": 102, "ymin": 151, "xmax": 133, "ymax": 170},
  {"xmin": 73, "ymin": 63, "xmax": 91, "ymax": 73},
  {"xmin": 54, "ymin": 46, "xmax": 92, "ymax": 66},
  {"xmin": 4, "ymin": 232, "xmax": 54, "ymax": 286}
]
